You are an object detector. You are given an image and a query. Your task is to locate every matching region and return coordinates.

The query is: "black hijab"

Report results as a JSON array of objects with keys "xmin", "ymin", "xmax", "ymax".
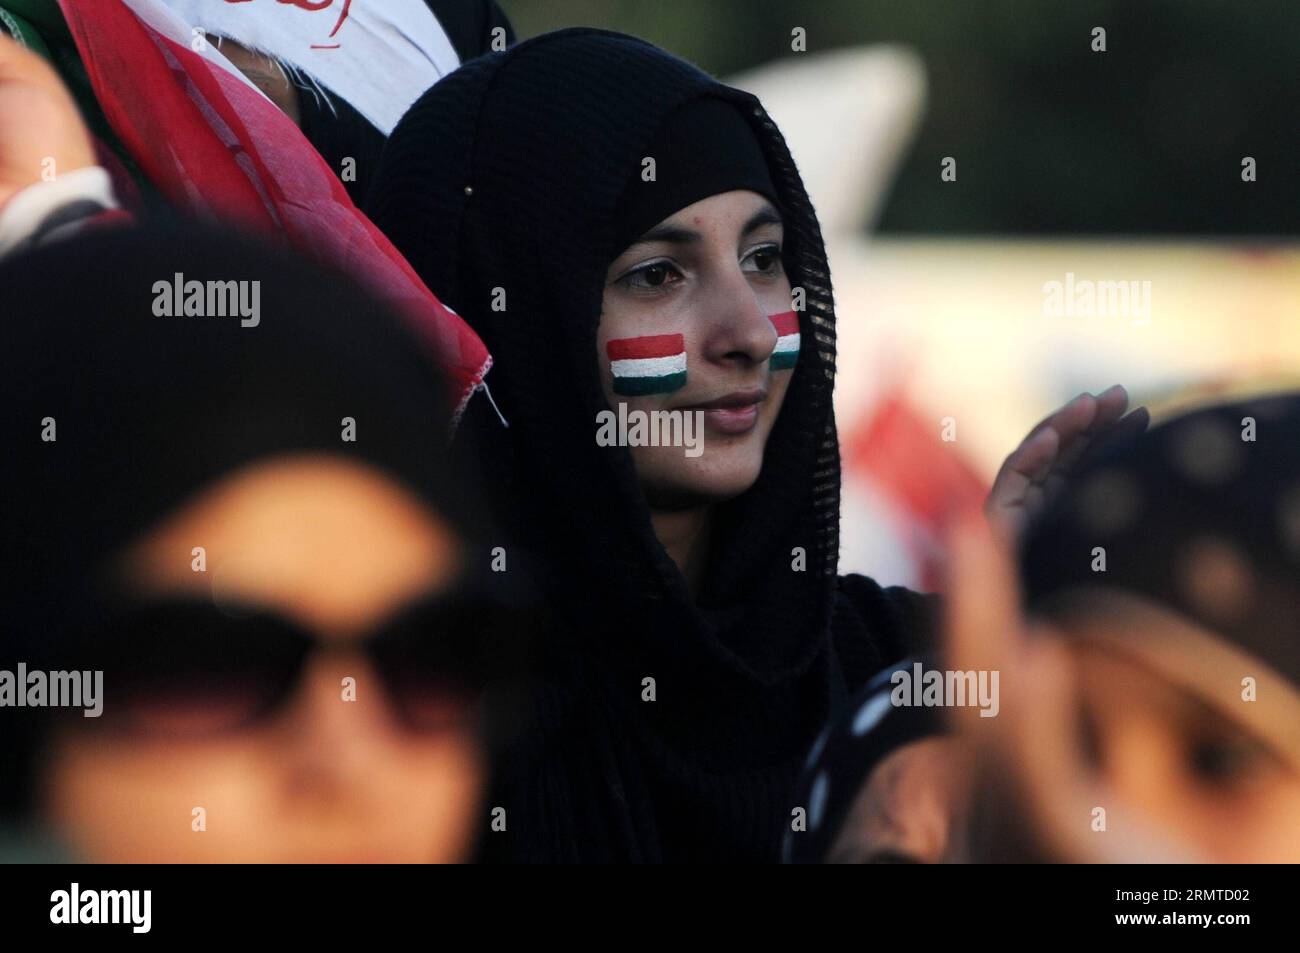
[{"xmin": 366, "ymin": 28, "xmax": 914, "ymax": 862}]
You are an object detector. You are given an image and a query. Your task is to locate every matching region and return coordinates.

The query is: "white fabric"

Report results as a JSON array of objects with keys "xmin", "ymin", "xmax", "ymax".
[
  {"xmin": 158, "ymin": 0, "xmax": 460, "ymax": 134},
  {"xmin": 0, "ymin": 166, "xmax": 117, "ymax": 258}
]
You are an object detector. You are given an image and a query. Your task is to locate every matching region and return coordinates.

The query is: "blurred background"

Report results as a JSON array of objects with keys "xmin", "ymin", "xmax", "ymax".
[{"xmin": 502, "ymin": 0, "xmax": 1299, "ymax": 586}]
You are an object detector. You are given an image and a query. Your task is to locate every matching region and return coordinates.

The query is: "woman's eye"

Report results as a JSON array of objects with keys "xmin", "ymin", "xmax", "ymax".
[
  {"xmin": 620, "ymin": 261, "xmax": 681, "ymax": 290},
  {"xmin": 1188, "ymin": 736, "xmax": 1266, "ymax": 787},
  {"xmin": 743, "ymin": 244, "xmax": 783, "ymax": 275}
]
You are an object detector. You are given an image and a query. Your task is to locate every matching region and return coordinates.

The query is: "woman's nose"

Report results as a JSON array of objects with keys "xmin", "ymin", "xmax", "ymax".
[
  {"xmin": 699, "ymin": 267, "xmax": 778, "ymax": 366},
  {"xmin": 271, "ymin": 652, "xmax": 392, "ymax": 797}
]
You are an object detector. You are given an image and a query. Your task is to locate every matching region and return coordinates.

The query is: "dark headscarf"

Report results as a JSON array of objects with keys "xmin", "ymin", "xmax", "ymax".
[
  {"xmin": 785, "ymin": 657, "xmax": 945, "ymax": 863},
  {"xmin": 1021, "ymin": 393, "xmax": 1300, "ymax": 693},
  {"xmin": 613, "ymin": 95, "xmax": 782, "ymax": 254},
  {"xmin": 367, "ymin": 28, "xmax": 853, "ymax": 862},
  {"xmin": 297, "ymin": 88, "xmax": 387, "ymax": 207},
  {"xmin": 0, "ymin": 223, "xmax": 493, "ymax": 814}
]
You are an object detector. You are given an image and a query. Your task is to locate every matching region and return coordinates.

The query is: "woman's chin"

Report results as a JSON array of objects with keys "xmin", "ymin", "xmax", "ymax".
[{"xmin": 641, "ymin": 456, "xmax": 764, "ymax": 508}]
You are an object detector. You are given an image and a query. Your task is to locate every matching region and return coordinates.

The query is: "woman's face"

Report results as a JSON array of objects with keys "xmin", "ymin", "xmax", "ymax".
[
  {"xmin": 38, "ymin": 455, "xmax": 485, "ymax": 863},
  {"xmin": 1068, "ymin": 638, "xmax": 1300, "ymax": 863},
  {"xmin": 599, "ymin": 189, "xmax": 795, "ymax": 508}
]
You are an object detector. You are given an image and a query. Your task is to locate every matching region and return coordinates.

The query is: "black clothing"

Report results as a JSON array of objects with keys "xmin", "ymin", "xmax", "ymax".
[
  {"xmin": 368, "ymin": 28, "xmax": 936, "ymax": 862},
  {"xmin": 613, "ymin": 95, "xmax": 782, "ymax": 255},
  {"xmin": 425, "ymin": 0, "xmax": 516, "ymax": 64},
  {"xmin": 1022, "ymin": 392, "xmax": 1300, "ymax": 688},
  {"xmin": 784, "ymin": 656, "xmax": 945, "ymax": 863}
]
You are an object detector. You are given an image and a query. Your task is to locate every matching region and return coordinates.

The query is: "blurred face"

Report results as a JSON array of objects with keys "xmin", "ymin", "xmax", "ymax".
[
  {"xmin": 827, "ymin": 738, "xmax": 971, "ymax": 863},
  {"xmin": 598, "ymin": 190, "xmax": 795, "ymax": 508},
  {"xmin": 1066, "ymin": 633, "xmax": 1300, "ymax": 863},
  {"xmin": 37, "ymin": 455, "xmax": 485, "ymax": 863}
]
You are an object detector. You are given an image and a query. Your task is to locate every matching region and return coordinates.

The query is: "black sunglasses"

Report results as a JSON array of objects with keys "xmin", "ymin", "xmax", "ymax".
[{"xmin": 53, "ymin": 588, "xmax": 527, "ymax": 739}]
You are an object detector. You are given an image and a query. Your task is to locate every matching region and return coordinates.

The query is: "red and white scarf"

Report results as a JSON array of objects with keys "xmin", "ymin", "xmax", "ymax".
[
  {"xmin": 56, "ymin": 0, "xmax": 490, "ymax": 426},
  {"xmin": 155, "ymin": 0, "xmax": 460, "ymax": 135}
]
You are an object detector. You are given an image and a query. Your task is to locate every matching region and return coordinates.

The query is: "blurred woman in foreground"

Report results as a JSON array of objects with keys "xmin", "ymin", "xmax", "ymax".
[
  {"xmin": 0, "ymin": 225, "xmax": 523, "ymax": 862},
  {"xmin": 949, "ymin": 393, "xmax": 1300, "ymax": 863}
]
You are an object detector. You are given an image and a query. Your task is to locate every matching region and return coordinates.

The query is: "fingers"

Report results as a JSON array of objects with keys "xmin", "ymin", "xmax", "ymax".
[
  {"xmin": 1027, "ymin": 390, "xmax": 1099, "ymax": 447},
  {"xmin": 1090, "ymin": 382, "xmax": 1129, "ymax": 431},
  {"xmin": 1003, "ymin": 392, "xmax": 1098, "ymax": 509},
  {"xmin": 985, "ymin": 426, "xmax": 1058, "ymax": 538},
  {"xmin": 1043, "ymin": 386, "xmax": 1139, "ymax": 500},
  {"xmin": 1071, "ymin": 404, "xmax": 1151, "ymax": 473},
  {"xmin": 943, "ymin": 509, "xmax": 1023, "ymax": 726},
  {"xmin": 990, "ymin": 385, "xmax": 1141, "ymax": 539},
  {"xmin": 1047, "ymin": 384, "xmax": 1128, "ymax": 475}
]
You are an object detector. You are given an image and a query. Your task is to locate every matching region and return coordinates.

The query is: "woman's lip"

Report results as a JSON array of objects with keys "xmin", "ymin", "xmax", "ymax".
[
  {"xmin": 676, "ymin": 389, "xmax": 766, "ymax": 436},
  {"xmin": 700, "ymin": 403, "xmax": 760, "ymax": 434},
  {"xmin": 687, "ymin": 388, "xmax": 768, "ymax": 410}
]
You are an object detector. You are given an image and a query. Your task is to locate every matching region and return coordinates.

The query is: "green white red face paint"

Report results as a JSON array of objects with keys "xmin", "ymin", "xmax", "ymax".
[
  {"xmin": 606, "ymin": 312, "xmax": 798, "ymax": 396},
  {"xmin": 607, "ymin": 333, "xmax": 686, "ymax": 395},
  {"xmin": 770, "ymin": 310, "xmax": 800, "ymax": 370}
]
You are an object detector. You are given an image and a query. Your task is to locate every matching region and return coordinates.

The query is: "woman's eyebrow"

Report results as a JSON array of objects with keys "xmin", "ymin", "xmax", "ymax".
[
  {"xmin": 625, "ymin": 204, "xmax": 784, "ymax": 251},
  {"xmin": 740, "ymin": 204, "xmax": 784, "ymax": 237},
  {"xmin": 627, "ymin": 223, "xmax": 701, "ymax": 248}
]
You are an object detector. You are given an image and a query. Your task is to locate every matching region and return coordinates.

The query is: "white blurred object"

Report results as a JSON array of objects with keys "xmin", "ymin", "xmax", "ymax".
[{"xmin": 726, "ymin": 45, "xmax": 927, "ymax": 237}]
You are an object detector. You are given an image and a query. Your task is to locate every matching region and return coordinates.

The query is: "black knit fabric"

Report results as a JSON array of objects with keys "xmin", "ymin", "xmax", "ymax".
[
  {"xmin": 368, "ymin": 28, "xmax": 936, "ymax": 862},
  {"xmin": 424, "ymin": 0, "xmax": 515, "ymax": 64},
  {"xmin": 612, "ymin": 96, "xmax": 781, "ymax": 255}
]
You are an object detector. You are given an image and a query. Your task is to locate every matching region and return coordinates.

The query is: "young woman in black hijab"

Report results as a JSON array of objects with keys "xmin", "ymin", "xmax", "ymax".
[
  {"xmin": 0, "ymin": 224, "xmax": 524, "ymax": 862},
  {"xmin": 366, "ymin": 27, "xmax": 1133, "ymax": 862}
]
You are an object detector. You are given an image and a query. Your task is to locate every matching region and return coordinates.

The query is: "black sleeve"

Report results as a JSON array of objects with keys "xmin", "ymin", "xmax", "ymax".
[
  {"xmin": 832, "ymin": 574, "xmax": 942, "ymax": 689},
  {"xmin": 424, "ymin": 0, "xmax": 517, "ymax": 63}
]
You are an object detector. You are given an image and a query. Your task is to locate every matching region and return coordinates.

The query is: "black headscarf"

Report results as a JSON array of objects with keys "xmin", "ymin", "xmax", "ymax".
[
  {"xmin": 367, "ymin": 28, "xmax": 870, "ymax": 862},
  {"xmin": 297, "ymin": 87, "xmax": 387, "ymax": 207},
  {"xmin": 612, "ymin": 95, "xmax": 782, "ymax": 254},
  {"xmin": 0, "ymin": 223, "xmax": 492, "ymax": 815},
  {"xmin": 784, "ymin": 657, "xmax": 945, "ymax": 863},
  {"xmin": 1021, "ymin": 392, "xmax": 1300, "ymax": 691}
]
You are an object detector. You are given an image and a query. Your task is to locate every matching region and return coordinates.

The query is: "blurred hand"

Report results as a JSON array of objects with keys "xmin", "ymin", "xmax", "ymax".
[
  {"xmin": 985, "ymin": 384, "xmax": 1148, "ymax": 541},
  {"xmin": 943, "ymin": 509, "xmax": 1203, "ymax": 862},
  {"xmin": 0, "ymin": 32, "xmax": 96, "ymax": 210}
]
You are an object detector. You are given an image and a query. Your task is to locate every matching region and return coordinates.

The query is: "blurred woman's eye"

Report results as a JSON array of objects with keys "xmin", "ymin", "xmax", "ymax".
[
  {"xmin": 1187, "ymin": 735, "xmax": 1268, "ymax": 787},
  {"xmin": 617, "ymin": 260, "xmax": 683, "ymax": 292},
  {"xmin": 742, "ymin": 243, "xmax": 783, "ymax": 276}
]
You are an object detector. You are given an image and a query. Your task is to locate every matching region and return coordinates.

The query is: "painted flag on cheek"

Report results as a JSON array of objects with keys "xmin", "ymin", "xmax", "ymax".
[
  {"xmin": 770, "ymin": 311, "xmax": 800, "ymax": 370},
  {"xmin": 607, "ymin": 334, "xmax": 687, "ymax": 396}
]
